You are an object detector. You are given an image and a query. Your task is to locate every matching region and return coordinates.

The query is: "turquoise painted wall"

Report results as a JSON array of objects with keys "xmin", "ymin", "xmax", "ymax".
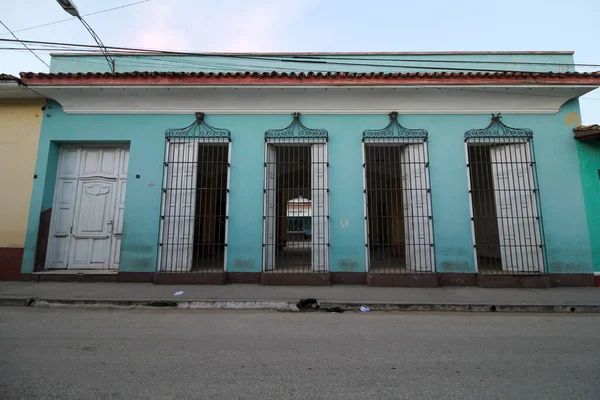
[
  {"xmin": 23, "ymin": 101, "xmax": 167, "ymax": 273},
  {"xmin": 22, "ymin": 102, "xmax": 594, "ymax": 274},
  {"xmin": 49, "ymin": 53, "xmax": 575, "ymax": 74},
  {"xmin": 577, "ymin": 140, "xmax": 600, "ymax": 272}
]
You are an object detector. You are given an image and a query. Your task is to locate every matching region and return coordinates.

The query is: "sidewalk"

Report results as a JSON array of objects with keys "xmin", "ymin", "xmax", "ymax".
[{"xmin": 1, "ymin": 281, "xmax": 599, "ymax": 312}]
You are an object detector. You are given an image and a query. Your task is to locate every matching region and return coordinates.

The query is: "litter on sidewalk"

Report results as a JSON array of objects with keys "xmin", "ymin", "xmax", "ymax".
[
  {"xmin": 360, "ymin": 306, "xmax": 370, "ymax": 312},
  {"xmin": 173, "ymin": 291, "xmax": 184, "ymax": 296}
]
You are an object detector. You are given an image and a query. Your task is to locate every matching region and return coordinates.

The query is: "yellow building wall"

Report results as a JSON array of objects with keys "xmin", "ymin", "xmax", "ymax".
[{"xmin": 0, "ymin": 99, "xmax": 45, "ymax": 248}]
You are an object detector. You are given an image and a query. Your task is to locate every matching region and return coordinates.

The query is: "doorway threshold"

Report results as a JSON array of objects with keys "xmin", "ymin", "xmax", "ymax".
[
  {"xmin": 34, "ymin": 270, "xmax": 118, "ymax": 275},
  {"xmin": 31, "ymin": 269, "xmax": 119, "ymax": 282}
]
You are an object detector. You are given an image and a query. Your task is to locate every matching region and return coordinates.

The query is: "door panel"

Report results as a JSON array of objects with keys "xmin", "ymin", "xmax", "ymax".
[
  {"xmin": 110, "ymin": 149, "xmax": 129, "ymax": 269},
  {"xmin": 401, "ymin": 143, "xmax": 434, "ymax": 272},
  {"xmin": 47, "ymin": 146, "xmax": 128, "ymax": 270},
  {"xmin": 263, "ymin": 144, "xmax": 277, "ymax": 271},
  {"xmin": 160, "ymin": 142, "xmax": 198, "ymax": 272},
  {"xmin": 47, "ymin": 150, "xmax": 80, "ymax": 269},
  {"xmin": 68, "ymin": 178, "xmax": 116, "ymax": 269},
  {"xmin": 490, "ymin": 143, "xmax": 543, "ymax": 273},
  {"xmin": 311, "ymin": 143, "xmax": 329, "ymax": 272},
  {"xmin": 60, "ymin": 149, "xmax": 79, "ymax": 177},
  {"xmin": 99, "ymin": 150, "xmax": 117, "ymax": 175}
]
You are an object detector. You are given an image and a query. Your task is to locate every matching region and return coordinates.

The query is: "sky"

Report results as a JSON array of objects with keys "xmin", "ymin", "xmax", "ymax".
[{"xmin": 1, "ymin": 0, "xmax": 599, "ymax": 123}]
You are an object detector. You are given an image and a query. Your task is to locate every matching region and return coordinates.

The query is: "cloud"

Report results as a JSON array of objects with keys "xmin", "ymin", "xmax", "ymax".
[
  {"xmin": 132, "ymin": 1, "xmax": 191, "ymax": 50},
  {"xmin": 129, "ymin": 0, "xmax": 316, "ymax": 52},
  {"xmin": 223, "ymin": 2, "xmax": 313, "ymax": 52}
]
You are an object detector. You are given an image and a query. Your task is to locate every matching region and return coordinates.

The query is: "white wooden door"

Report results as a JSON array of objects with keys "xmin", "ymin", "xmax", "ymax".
[
  {"xmin": 47, "ymin": 147, "xmax": 128, "ymax": 270},
  {"xmin": 160, "ymin": 142, "xmax": 198, "ymax": 272},
  {"xmin": 110, "ymin": 150, "xmax": 129, "ymax": 268},
  {"xmin": 401, "ymin": 144, "xmax": 434, "ymax": 272},
  {"xmin": 263, "ymin": 144, "xmax": 276, "ymax": 271},
  {"xmin": 490, "ymin": 143, "xmax": 543, "ymax": 273},
  {"xmin": 68, "ymin": 177, "xmax": 117, "ymax": 269},
  {"xmin": 46, "ymin": 148, "xmax": 80, "ymax": 269},
  {"xmin": 311, "ymin": 143, "xmax": 329, "ymax": 272}
]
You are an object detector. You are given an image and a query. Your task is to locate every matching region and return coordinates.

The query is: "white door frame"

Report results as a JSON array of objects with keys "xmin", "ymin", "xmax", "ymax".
[
  {"xmin": 262, "ymin": 142, "xmax": 277, "ymax": 272},
  {"xmin": 362, "ymin": 142, "xmax": 370, "ymax": 272},
  {"xmin": 157, "ymin": 139, "xmax": 231, "ymax": 272},
  {"xmin": 464, "ymin": 140, "xmax": 544, "ymax": 273},
  {"xmin": 362, "ymin": 141, "xmax": 435, "ymax": 273},
  {"xmin": 46, "ymin": 144, "xmax": 129, "ymax": 270},
  {"xmin": 262, "ymin": 140, "xmax": 330, "ymax": 272},
  {"xmin": 464, "ymin": 142, "xmax": 480, "ymax": 273}
]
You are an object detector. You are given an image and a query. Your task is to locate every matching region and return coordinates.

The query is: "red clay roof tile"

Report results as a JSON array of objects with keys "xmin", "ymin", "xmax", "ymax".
[
  {"xmin": 573, "ymin": 124, "xmax": 600, "ymax": 141},
  {"xmin": 0, "ymin": 73, "xmax": 20, "ymax": 82},
  {"xmin": 18, "ymin": 70, "xmax": 600, "ymax": 86}
]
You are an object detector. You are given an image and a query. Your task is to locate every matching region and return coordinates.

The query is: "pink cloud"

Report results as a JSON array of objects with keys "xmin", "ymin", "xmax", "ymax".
[{"xmin": 128, "ymin": 0, "xmax": 316, "ymax": 52}]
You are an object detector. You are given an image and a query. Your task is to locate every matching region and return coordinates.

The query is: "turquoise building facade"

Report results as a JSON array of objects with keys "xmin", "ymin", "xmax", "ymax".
[
  {"xmin": 574, "ymin": 125, "xmax": 600, "ymax": 285},
  {"xmin": 17, "ymin": 52, "xmax": 600, "ymax": 286}
]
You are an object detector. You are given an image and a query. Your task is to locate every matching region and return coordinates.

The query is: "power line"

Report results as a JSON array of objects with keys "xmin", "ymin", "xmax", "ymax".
[
  {"xmin": 0, "ymin": 39, "xmax": 596, "ymax": 73},
  {"xmin": 1, "ymin": 38, "xmax": 600, "ymax": 74},
  {"xmin": 0, "ymin": 37, "xmax": 152, "ymax": 52},
  {"xmin": 4, "ymin": 46, "xmax": 599, "ymax": 102},
  {"xmin": 19, "ymin": 53, "xmax": 600, "ymax": 100},
  {"xmin": 5, "ymin": 47, "xmax": 600, "ymax": 82},
  {"xmin": 2, "ymin": 34, "xmax": 599, "ymax": 69},
  {"xmin": 0, "ymin": 0, "xmax": 151, "ymax": 37},
  {"xmin": 76, "ymin": 16, "xmax": 115, "ymax": 73},
  {"xmin": 0, "ymin": 21, "xmax": 49, "ymax": 68},
  {"xmin": 288, "ymin": 55, "xmax": 600, "ymax": 69}
]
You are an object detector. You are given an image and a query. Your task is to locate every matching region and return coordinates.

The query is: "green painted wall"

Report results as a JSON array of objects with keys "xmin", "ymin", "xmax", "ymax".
[
  {"xmin": 577, "ymin": 140, "xmax": 600, "ymax": 272},
  {"xmin": 22, "ymin": 101, "xmax": 594, "ymax": 274},
  {"xmin": 49, "ymin": 53, "xmax": 575, "ymax": 74},
  {"xmin": 23, "ymin": 102, "xmax": 167, "ymax": 273}
]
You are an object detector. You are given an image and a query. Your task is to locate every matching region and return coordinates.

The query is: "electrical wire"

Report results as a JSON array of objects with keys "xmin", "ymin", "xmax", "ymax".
[
  {"xmin": 2, "ymin": 38, "xmax": 599, "ymax": 102},
  {"xmin": 285, "ymin": 55, "xmax": 600, "ymax": 69},
  {"xmin": 0, "ymin": 21, "xmax": 49, "ymax": 68},
  {"xmin": 4, "ymin": 50, "xmax": 599, "ymax": 102},
  {"xmin": 0, "ymin": 0, "xmax": 151, "ymax": 37},
  {"xmin": 1, "ymin": 38, "xmax": 600, "ymax": 74}
]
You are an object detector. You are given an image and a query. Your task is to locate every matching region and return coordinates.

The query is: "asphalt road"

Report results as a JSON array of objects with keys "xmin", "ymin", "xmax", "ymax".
[{"xmin": 1, "ymin": 308, "xmax": 599, "ymax": 400}]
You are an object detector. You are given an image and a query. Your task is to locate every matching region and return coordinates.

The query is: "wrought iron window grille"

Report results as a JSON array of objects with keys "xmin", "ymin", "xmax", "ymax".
[
  {"xmin": 464, "ymin": 113, "xmax": 546, "ymax": 276},
  {"xmin": 363, "ymin": 112, "xmax": 428, "ymax": 141},
  {"xmin": 165, "ymin": 112, "xmax": 231, "ymax": 140},
  {"xmin": 262, "ymin": 113, "xmax": 330, "ymax": 273},
  {"xmin": 265, "ymin": 112, "xmax": 328, "ymax": 141},
  {"xmin": 464, "ymin": 113, "xmax": 533, "ymax": 141},
  {"xmin": 362, "ymin": 112, "xmax": 435, "ymax": 274},
  {"xmin": 159, "ymin": 112, "xmax": 231, "ymax": 274}
]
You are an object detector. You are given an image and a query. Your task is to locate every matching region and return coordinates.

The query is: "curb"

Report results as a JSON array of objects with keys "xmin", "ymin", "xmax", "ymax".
[
  {"xmin": 320, "ymin": 302, "xmax": 600, "ymax": 313},
  {"xmin": 1, "ymin": 298, "xmax": 600, "ymax": 313}
]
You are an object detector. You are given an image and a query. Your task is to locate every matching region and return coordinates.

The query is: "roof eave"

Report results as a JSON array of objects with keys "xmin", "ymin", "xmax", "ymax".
[
  {"xmin": 574, "ymin": 125, "xmax": 600, "ymax": 141},
  {"xmin": 19, "ymin": 74, "xmax": 600, "ymax": 87},
  {"xmin": 48, "ymin": 50, "xmax": 576, "ymax": 57}
]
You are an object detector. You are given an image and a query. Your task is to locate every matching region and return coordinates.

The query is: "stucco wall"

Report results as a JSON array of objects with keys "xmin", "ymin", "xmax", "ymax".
[
  {"xmin": 0, "ymin": 99, "xmax": 45, "ymax": 248},
  {"xmin": 577, "ymin": 140, "xmax": 600, "ymax": 272},
  {"xmin": 49, "ymin": 53, "xmax": 576, "ymax": 74},
  {"xmin": 22, "ymin": 100, "xmax": 594, "ymax": 274}
]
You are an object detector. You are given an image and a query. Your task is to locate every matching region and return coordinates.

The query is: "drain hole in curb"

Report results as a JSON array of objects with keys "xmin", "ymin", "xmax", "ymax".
[
  {"xmin": 146, "ymin": 301, "xmax": 178, "ymax": 308},
  {"xmin": 570, "ymin": 307, "xmax": 576, "ymax": 313},
  {"xmin": 26, "ymin": 298, "xmax": 36, "ymax": 306},
  {"xmin": 490, "ymin": 305, "xmax": 497, "ymax": 312}
]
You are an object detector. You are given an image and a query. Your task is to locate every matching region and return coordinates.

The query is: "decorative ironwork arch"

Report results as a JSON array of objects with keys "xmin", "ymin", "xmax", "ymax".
[
  {"xmin": 265, "ymin": 113, "xmax": 328, "ymax": 140},
  {"xmin": 363, "ymin": 112, "xmax": 428, "ymax": 140},
  {"xmin": 464, "ymin": 113, "xmax": 533, "ymax": 141},
  {"xmin": 165, "ymin": 112, "xmax": 231, "ymax": 140}
]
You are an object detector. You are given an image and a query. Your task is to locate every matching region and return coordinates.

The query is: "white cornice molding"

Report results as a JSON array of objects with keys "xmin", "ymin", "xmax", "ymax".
[{"xmin": 30, "ymin": 85, "xmax": 595, "ymax": 115}]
